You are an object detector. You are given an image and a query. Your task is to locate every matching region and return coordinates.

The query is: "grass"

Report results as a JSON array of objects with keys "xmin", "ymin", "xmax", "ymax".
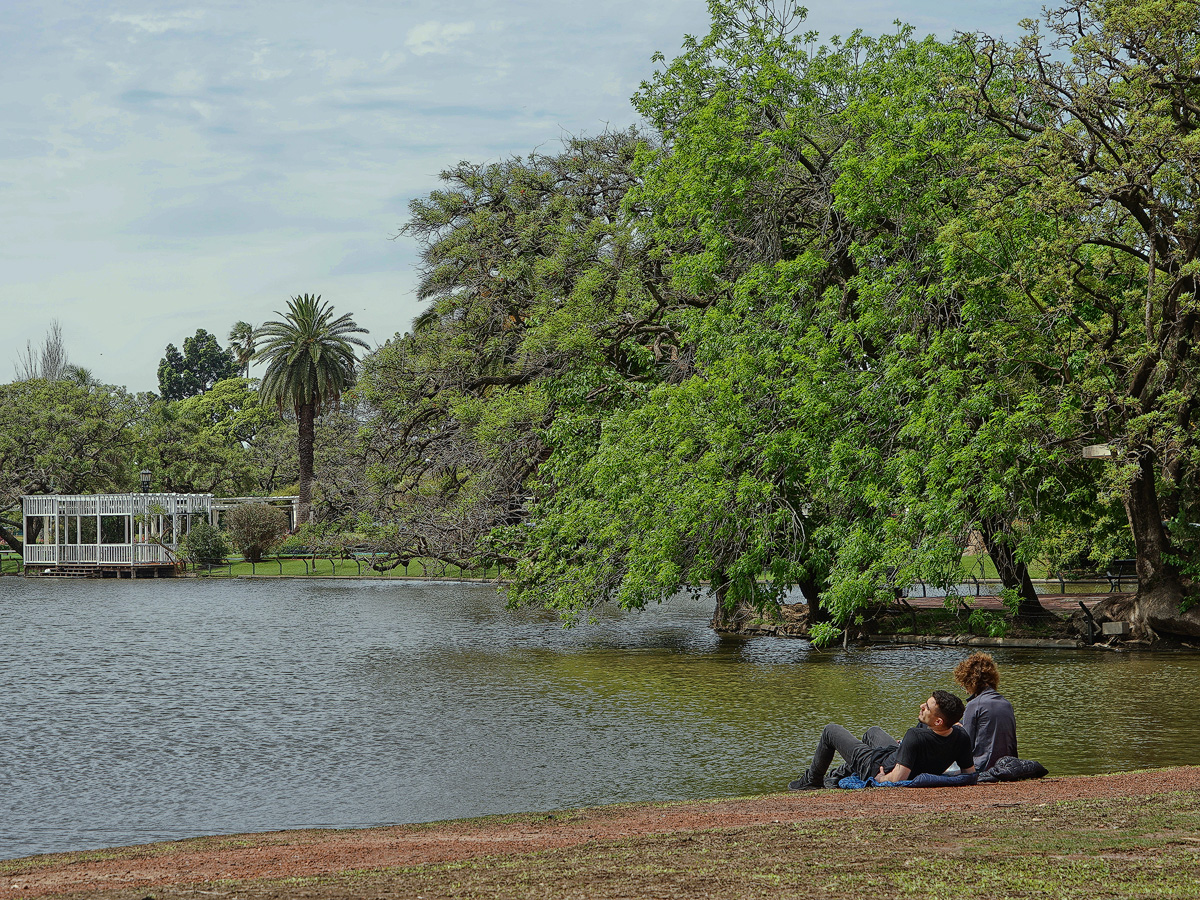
[
  {"xmin": 202, "ymin": 553, "xmax": 1089, "ymax": 587},
  {"xmin": 960, "ymin": 554, "xmax": 1108, "ymax": 583},
  {"xmin": 247, "ymin": 793, "xmax": 1200, "ymax": 899},
  {"xmin": 193, "ymin": 556, "xmax": 505, "ymax": 580},
  {"xmin": 3, "ymin": 543, "xmax": 1112, "ymax": 589},
  {"xmin": 49, "ymin": 791, "xmax": 1200, "ymax": 900},
  {"xmin": 0, "ymin": 549, "xmax": 500, "ymax": 579}
]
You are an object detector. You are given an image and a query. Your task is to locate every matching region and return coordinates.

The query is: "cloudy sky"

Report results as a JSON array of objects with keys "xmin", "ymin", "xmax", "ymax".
[{"xmin": 2, "ymin": 0, "xmax": 1042, "ymax": 392}]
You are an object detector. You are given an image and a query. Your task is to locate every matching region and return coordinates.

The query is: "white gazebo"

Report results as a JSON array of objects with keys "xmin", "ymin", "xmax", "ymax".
[{"xmin": 22, "ymin": 493, "xmax": 214, "ymax": 577}]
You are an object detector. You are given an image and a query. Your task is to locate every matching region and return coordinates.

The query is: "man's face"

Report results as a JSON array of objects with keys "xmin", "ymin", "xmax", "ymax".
[{"xmin": 918, "ymin": 696, "xmax": 943, "ymax": 728}]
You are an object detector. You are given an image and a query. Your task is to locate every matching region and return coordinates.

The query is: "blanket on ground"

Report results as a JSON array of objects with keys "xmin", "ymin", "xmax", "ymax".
[
  {"xmin": 837, "ymin": 756, "xmax": 1049, "ymax": 788},
  {"xmin": 838, "ymin": 772, "xmax": 979, "ymax": 789}
]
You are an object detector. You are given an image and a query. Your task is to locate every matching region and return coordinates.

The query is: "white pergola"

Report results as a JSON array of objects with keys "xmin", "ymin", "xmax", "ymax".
[{"xmin": 22, "ymin": 493, "xmax": 213, "ymax": 573}]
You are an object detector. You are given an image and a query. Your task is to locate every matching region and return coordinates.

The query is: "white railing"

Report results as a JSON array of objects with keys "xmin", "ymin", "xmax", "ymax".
[
  {"xmin": 60, "ymin": 545, "xmax": 98, "ymax": 563},
  {"xmin": 98, "ymin": 545, "xmax": 133, "ymax": 564},
  {"xmin": 23, "ymin": 497, "xmax": 56, "ymax": 516},
  {"xmin": 22, "ymin": 492, "xmax": 214, "ymax": 518},
  {"xmin": 135, "ymin": 544, "xmax": 175, "ymax": 563},
  {"xmin": 21, "ymin": 491, "xmax": 211, "ymax": 568},
  {"xmin": 23, "ymin": 542, "xmax": 178, "ymax": 566}
]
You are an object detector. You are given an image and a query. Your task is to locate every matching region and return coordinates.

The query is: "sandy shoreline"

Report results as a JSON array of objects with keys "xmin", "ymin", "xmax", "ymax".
[{"xmin": 4, "ymin": 766, "xmax": 1199, "ymax": 898}]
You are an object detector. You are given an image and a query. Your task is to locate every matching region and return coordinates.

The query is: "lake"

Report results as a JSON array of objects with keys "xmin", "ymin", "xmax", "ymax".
[{"xmin": 1, "ymin": 577, "xmax": 1196, "ymax": 861}]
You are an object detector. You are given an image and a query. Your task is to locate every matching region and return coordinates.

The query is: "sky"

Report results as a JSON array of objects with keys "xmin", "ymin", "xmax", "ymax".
[{"xmin": 2, "ymin": 0, "xmax": 1044, "ymax": 392}]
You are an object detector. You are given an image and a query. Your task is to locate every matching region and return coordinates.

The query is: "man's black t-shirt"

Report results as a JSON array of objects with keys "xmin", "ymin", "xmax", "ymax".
[{"xmin": 892, "ymin": 725, "xmax": 974, "ymax": 777}]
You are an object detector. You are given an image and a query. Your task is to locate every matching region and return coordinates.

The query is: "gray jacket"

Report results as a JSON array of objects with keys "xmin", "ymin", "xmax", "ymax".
[{"xmin": 961, "ymin": 687, "xmax": 1018, "ymax": 772}]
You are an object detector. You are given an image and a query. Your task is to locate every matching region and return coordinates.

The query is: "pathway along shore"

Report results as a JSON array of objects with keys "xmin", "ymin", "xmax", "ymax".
[{"xmin": 4, "ymin": 767, "xmax": 1199, "ymax": 899}]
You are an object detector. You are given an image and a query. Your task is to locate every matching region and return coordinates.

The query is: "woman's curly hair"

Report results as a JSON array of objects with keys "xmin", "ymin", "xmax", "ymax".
[{"xmin": 953, "ymin": 652, "xmax": 1000, "ymax": 696}]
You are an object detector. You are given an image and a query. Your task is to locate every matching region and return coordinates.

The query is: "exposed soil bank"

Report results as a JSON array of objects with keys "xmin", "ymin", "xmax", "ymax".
[{"xmin": 4, "ymin": 767, "xmax": 1199, "ymax": 899}]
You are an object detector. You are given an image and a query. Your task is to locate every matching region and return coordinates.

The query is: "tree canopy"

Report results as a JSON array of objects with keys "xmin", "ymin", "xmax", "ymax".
[
  {"xmin": 350, "ymin": 0, "xmax": 1197, "ymax": 637},
  {"xmin": 0, "ymin": 377, "xmax": 139, "ymax": 553},
  {"xmin": 957, "ymin": 0, "xmax": 1200, "ymax": 634},
  {"xmin": 157, "ymin": 329, "xmax": 239, "ymax": 400},
  {"xmin": 136, "ymin": 377, "xmax": 285, "ymax": 496}
]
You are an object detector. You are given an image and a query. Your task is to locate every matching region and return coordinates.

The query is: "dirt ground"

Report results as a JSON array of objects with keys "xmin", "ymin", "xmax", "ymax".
[{"xmin": 4, "ymin": 767, "xmax": 1199, "ymax": 899}]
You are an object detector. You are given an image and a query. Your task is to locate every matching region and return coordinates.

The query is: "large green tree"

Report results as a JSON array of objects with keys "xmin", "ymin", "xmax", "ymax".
[
  {"xmin": 961, "ymin": 0, "xmax": 1200, "ymax": 634},
  {"xmin": 136, "ymin": 377, "xmax": 282, "ymax": 496},
  {"xmin": 254, "ymin": 295, "xmax": 369, "ymax": 526},
  {"xmin": 370, "ymin": 2, "xmax": 1070, "ymax": 630},
  {"xmin": 157, "ymin": 329, "xmax": 239, "ymax": 400},
  {"xmin": 354, "ymin": 130, "xmax": 673, "ymax": 573},
  {"xmin": 0, "ymin": 378, "xmax": 138, "ymax": 553},
  {"xmin": 368, "ymin": 0, "xmax": 1199, "ymax": 638},
  {"xmin": 509, "ymin": 2, "xmax": 1067, "ymax": 628}
]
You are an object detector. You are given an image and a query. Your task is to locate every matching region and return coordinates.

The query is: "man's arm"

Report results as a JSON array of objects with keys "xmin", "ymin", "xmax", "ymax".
[
  {"xmin": 877, "ymin": 762, "xmax": 977, "ymax": 782},
  {"xmin": 875, "ymin": 763, "xmax": 912, "ymax": 783}
]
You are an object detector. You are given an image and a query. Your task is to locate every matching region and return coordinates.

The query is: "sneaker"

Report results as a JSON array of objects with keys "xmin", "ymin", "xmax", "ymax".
[{"xmin": 787, "ymin": 771, "xmax": 823, "ymax": 791}]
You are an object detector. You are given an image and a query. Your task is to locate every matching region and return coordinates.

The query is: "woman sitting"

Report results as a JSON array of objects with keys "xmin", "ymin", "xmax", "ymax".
[{"xmin": 953, "ymin": 652, "xmax": 1018, "ymax": 772}]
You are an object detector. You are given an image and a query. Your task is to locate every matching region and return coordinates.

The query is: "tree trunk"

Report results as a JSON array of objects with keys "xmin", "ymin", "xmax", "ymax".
[
  {"xmin": 297, "ymin": 402, "xmax": 315, "ymax": 527},
  {"xmin": 979, "ymin": 517, "xmax": 1054, "ymax": 620},
  {"xmin": 1097, "ymin": 452, "xmax": 1198, "ymax": 638},
  {"xmin": 708, "ymin": 571, "xmax": 759, "ymax": 632},
  {"xmin": 709, "ymin": 572, "xmax": 827, "ymax": 633},
  {"xmin": 1123, "ymin": 453, "xmax": 1183, "ymax": 596},
  {"xmin": 798, "ymin": 573, "xmax": 830, "ymax": 624},
  {"xmin": 0, "ymin": 522, "xmax": 22, "ymax": 555}
]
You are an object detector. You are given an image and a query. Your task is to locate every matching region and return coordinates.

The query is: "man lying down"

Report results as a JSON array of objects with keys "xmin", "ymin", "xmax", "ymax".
[{"xmin": 788, "ymin": 690, "xmax": 976, "ymax": 790}]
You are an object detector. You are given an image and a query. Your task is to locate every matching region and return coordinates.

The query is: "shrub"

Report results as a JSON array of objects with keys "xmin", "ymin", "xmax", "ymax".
[
  {"xmin": 807, "ymin": 621, "xmax": 842, "ymax": 649},
  {"xmin": 225, "ymin": 503, "xmax": 288, "ymax": 562},
  {"xmin": 276, "ymin": 531, "xmax": 312, "ymax": 556},
  {"xmin": 968, "ymin": 609, "xmax": 1011, "ymax": 638},
  {"xmin": 182, "ymin": 520, "xmax": 230, "ymax": 566},
  {"xmin": 277, "ymin": 523, "xmax": 352, "ymax": 557}
]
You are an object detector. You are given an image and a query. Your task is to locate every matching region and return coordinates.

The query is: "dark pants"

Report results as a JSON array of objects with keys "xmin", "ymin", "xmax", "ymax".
[{"xmin": 809, "ymin": 724, "xmax": 900, "ymax": 782}]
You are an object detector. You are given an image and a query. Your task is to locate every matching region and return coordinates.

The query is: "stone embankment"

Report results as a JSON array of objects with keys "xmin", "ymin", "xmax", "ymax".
[{"xmin": 728, "ymin": 593, "xmax": 1168, "ymax": 651}]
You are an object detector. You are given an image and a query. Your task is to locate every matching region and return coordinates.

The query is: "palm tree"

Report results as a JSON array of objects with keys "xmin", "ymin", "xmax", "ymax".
[
  {"xmin": 228, "ymin": 321, "xmax": 256, "ymax": 378},
  {"xmin": 253, "ymin": 295, "xmax": 369, "ymax": 526},
  {"xmin": 63, "ymin": 365, "xmax": 98, "ymax": 387}
]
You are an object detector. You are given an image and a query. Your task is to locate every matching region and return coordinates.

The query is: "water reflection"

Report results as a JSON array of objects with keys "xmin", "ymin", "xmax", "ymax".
[{"xmin": 0, "ymin": 577, "xmax": 1196, "ymax": 861}]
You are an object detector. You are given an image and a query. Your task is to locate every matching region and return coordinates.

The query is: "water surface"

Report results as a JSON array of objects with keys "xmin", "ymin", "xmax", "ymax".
[{"xmin": 1, "ymin": 577, "xmax": 1196, "ymax": 860}]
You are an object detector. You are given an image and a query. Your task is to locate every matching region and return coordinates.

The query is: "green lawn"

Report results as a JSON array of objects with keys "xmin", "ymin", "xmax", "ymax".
[
  {"xmin": 0, "ymin": 546, "xmax": 1115, "ymax": 587},
  {"xmin": 960, "ymin": 554, "xmax": 1113, "ymax": 583},
  {"xmin": 194, "ymin": 556, "xmax": 505, "ymax": 580}
]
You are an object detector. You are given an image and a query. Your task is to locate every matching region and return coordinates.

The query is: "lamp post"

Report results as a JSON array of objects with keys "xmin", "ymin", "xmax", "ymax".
[{"xmin": 140, "ymin": 469, "xmax": 151, "ymax": 494}]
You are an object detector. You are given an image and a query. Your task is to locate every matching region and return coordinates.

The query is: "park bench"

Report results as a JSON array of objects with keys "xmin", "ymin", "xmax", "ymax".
[{"xmin": 1105, "ymin": 559, "xmax": 1137, "ymax": 592}]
